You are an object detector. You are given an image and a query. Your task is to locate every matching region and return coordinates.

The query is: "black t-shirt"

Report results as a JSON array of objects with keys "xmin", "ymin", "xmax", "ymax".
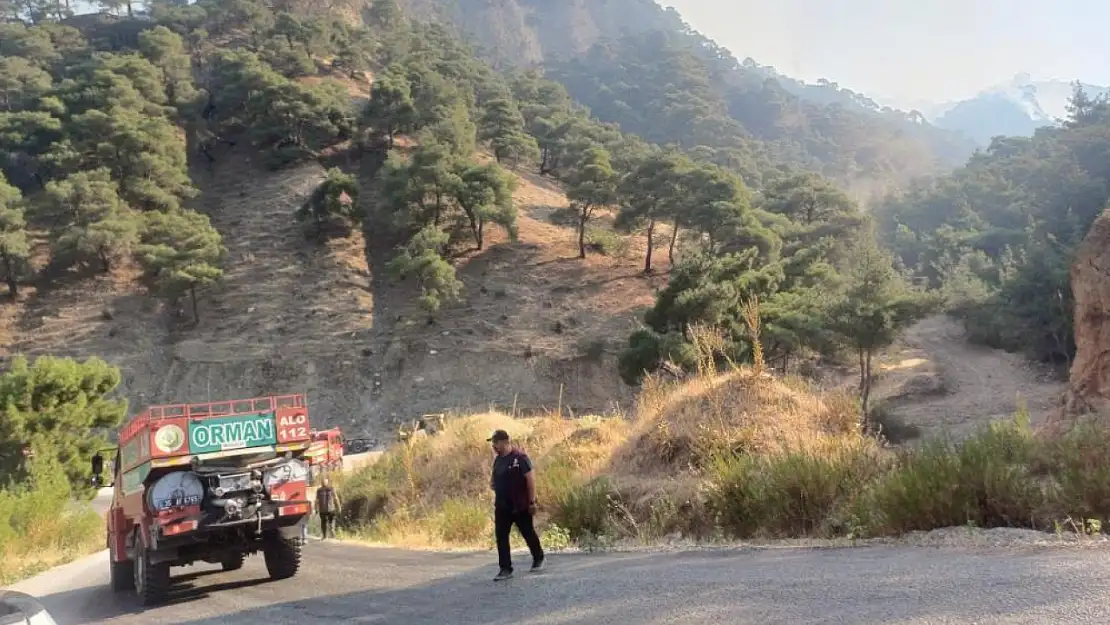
[
  {"xmin": 316, "ymin": 486, "xmax": 337, "ymax": 513},
  {"xmin": 491, "ymin": 451, "xmax": 532, "ymax": 512}
]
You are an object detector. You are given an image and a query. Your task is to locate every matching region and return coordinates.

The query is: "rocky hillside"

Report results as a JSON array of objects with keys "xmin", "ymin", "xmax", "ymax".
[{"xmin": 1063, "ymin": 206, "xmax": 1110, "ymax": 420}]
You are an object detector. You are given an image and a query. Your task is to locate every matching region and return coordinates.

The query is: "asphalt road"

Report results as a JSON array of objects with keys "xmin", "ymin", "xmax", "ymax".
[{"xmin": 15, "ymin": 539, "xmax": 1110, "ymax": 625}]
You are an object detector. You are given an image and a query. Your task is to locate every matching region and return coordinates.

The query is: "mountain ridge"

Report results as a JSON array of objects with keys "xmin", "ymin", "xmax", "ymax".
[
  {"xmin": 394, "ymin": 0, "xmax": 977, "ymax": 199},
  {"xmin": 917, "ymin": 75, "xmax": 1110, "ymax": 145}
]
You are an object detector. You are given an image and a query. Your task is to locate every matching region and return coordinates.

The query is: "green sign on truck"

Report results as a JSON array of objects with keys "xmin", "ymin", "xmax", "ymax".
[{"xmin": 188, "ymin": 413, "xmax": 277, "ymax": 454}]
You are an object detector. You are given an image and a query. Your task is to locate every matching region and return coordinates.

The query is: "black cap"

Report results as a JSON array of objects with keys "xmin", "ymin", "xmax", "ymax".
[{"xmin": 487, "ymin": 429, "xmax": 510, "ymax": 442}]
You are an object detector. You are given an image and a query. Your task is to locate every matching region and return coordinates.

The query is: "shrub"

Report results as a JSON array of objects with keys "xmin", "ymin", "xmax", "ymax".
[
  {"xmin": 0, "ymin": 458, "xmax": 104, "ymax": 584},
  {"xmin": 856, "ymin": 418, "xmax": 1043, "ymax": 536},
  {"xmin": 435, "ymin": 498, "xmax": 491, "ymax": 545},
  {"xmin": 706, "ymin": 437, "xmax": 885, "ymax": 538},
  {"xmin": 584, "ymin": 226, "xmax": 630, "ymax": 258},
  {"xmin": 550, "ymin": 476, "xmax": 619, "ymax": 541},
  {"xmin": 1037, "ymin": 420, "xmax": 1110, "ymax": 522}
]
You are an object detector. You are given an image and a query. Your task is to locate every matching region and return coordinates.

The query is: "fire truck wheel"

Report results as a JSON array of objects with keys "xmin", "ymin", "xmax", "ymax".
[
  {"xmin": 221, "ymin": 552, "xmax": 245, "ymax": 572},
  {"xmin": 263, "ymin": 533, "xmax": 302, "ymax": 580},
  {"xmin": 109, "ymin": 556, "xmax": 135, "ymax": 592},
  {"xmin": 134, "ymin": 548, "xmax": 170, "ymax": 606}
]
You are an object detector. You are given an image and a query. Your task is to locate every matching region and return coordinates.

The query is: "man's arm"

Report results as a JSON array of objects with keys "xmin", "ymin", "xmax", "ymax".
[
  {"xmin": 524, "ymin": 471, "xmax": 536, "ymax": 505},
  {"xmin": 521, "ymin": 456, "xmax": 537, "ymax": 509}
]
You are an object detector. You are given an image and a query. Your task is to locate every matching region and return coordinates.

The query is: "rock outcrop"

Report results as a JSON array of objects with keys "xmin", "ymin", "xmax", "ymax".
[{"xmin": 1063, "ymin": 208, "xmax": 1110, "ymax": 419}]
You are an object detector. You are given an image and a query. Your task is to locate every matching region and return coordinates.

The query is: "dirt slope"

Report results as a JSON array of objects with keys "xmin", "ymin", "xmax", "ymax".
[
  {"xmin": 872, "ymin": 314, "xmax": 1066, "ymax": 439},
  {"xmin": 356, "ymin": 161, "xmax": 664, "ymax": 431}
]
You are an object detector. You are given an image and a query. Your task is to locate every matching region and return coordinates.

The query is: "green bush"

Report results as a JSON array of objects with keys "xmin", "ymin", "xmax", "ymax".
[
  {"xmin": 584, "ymin": 226, "xmax": 630, "ymax": 258},
  {"xmin": 0, "ymin": 457, "xmax": 104, "ymax": 584},
  {"xmin": 706, "ymin": 439, "xmax": 884, "ymax": 538},
  {"xmin": 856, "ymin": 418, "xmax": 1043, "ymax": 536},
  {"xmin": 551, "ymin": 477, "xmax": 619, "ymax": 541},
  {"xmin": 435, "ymin": 498, "xmax": 490, "ymax": 545},
  {"xmin": 617, "ymin": 329, "xmax": 699, "ymax": 386},
  {"xmin": 1038, "ymin": 421, "xmax": 1110, "ymax": 522}
]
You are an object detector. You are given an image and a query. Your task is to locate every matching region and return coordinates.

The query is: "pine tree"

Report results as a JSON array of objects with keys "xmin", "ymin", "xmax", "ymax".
[
  {"xmin": 295, "ymin": 167, "xmax": 361, "ymax": 236},
  {"xmin": 135, "ymin": 210, "xmax": 226, "ymax": 323},
  {"xmin": 0, "ymin": 355, "xmax": 127, "ymax": 494},
  {"xmin": 478, "ymin": 97, "xmax": 540, "ymax": 165},
  {"xmin": 0, "ymin": 173, "xmax": 29, "ymax": 296},
  {"xmin": 565, "ymin": 146, "xmax": 618, "ymax": 258}
]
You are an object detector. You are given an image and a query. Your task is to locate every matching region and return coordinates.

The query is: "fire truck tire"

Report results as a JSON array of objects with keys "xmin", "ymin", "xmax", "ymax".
[
  {"xmin": 134, "ymin": 548, "xmax": 170, "ymax": 606},
  {"xmin": 263, "ymin": 534, "xmax": 301, "ymax": 580},
  {"xmin": 109, "ymin": 556, "xmax": 135, "ymax": 592},
  {"xmin": 221, "ymin": 552, "xmax": 246, "ymax": 572}
]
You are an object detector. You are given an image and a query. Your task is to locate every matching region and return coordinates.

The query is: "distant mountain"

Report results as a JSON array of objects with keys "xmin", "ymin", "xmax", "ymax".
[
  {"xmin": 923, "ymin": 75, "xmax": 1110, "ymax": 146},
  {"xmin": 396, "ymin": 0, "xmax": 977, "ymax": 196}
]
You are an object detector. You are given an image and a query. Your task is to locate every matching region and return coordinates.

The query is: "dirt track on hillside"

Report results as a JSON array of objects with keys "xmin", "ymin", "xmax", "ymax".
[{"xmin": 874, "ymin": 315, "xmax": 1065, "ymax": 439}]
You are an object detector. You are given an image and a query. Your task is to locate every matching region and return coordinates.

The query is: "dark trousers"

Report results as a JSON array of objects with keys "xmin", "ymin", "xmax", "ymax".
[
  {"xmin": 320, "ymin": 512, "xmax": 336, "ymax": 539},
  {"xmin": 494, "ymin": 507, "xmax": 544, "ymax": 572}
]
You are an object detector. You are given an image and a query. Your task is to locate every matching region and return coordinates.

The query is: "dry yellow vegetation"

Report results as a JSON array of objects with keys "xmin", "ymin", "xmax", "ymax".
[{"xmin": 334, "ymin": 325, "xmax": 1110, "ymax": 548}]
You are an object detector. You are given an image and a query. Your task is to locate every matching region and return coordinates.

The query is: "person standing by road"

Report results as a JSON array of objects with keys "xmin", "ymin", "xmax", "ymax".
[
  {"xmin": 315, "ymin": 477, "xmax": 342, "ymax": 540},
  {"xmin": 488, "ymin": 429, "xmax": 545, "ymax": 581}
]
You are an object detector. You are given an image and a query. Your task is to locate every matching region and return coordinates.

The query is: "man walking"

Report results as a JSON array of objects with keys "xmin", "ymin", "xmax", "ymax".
[
  {"xmin": 488, "ymin": 429, "xmax": 544, "ymax": 581},
  {"xmin": 315, "ymin": 477, "xmax": 342, "ymax": 540}
]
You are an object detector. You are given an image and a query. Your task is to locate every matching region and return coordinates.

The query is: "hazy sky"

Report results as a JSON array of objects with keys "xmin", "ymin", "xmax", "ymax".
[{"xmin": 664, "ymin": 0, "xmax": 1106, "ymax": 107}]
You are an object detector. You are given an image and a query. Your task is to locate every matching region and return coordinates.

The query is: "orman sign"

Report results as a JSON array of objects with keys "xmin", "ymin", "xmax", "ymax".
[{"xmin": 188, "ymin": 413, "xmax": 277, "ymax": 454}]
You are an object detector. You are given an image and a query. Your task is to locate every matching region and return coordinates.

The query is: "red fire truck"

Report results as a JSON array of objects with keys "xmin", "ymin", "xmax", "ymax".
[
  {"xmin": 94, "ymin": 394, "xmax": 316, "ymax": 606},
  {"xmin": 305, "ymin": 428, "xmax": 344, "ymax": 481}
]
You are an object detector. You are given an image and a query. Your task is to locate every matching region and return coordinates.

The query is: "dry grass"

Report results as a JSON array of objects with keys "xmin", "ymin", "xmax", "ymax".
[
  {"xmin": 620, "ymin": 370, "xmax": 862, "ymax": 475},
  {"xmin": 336, "ymin": 347, "xmax": 1110, "ymax": 549},
  {"xmin": 337, "ymin": 410, "xmax": 629, "ymax": 548},
  {"xmin": 1, "ymin": 522, "xmax": 103, "ymax": 586},
  {"xmin": 335, "ymin": 350, "xmax": 877, "ymax": 548}
]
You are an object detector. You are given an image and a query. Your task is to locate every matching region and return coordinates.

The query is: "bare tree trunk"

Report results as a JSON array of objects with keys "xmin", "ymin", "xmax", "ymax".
[
  {"xmin": 858, "ymin": 349, "xmax": 865, "ymax": 393},
  {"xmin": 3, "ymin": 255, "xmax": 16, "ymax": 297},
  {"xmin": 578, "ymin": 204, "xmax": 589, "ymax": 259},
  {"xmin": 668, "ymin": 222, "xmax": 680, "ymax": 265},
  {"xmin": 189, "ymin": 285, "xmax": 200, "ymax": 323},
  {"xmin": 540, "ymin": 148, "xmax": 552, "ymax": 176},
  {"xmin": 861, "ymin": 349, "xmax": 874, "ymax": 426},
  {"xmin": 644, "ymin": 219, "xmax": 655, "ymax": 273}
]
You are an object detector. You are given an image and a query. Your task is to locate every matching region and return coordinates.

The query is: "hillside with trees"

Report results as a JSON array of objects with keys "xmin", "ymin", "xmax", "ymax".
[
  {"xmin": 876, "ymin": 86, "xmax": 1110, "ymax": 366},
  {"xmin": 0, "ymin": 0, "xmax": 961, "ymax": 448},
  {"xmin": 0, "ymin": 0, "xmax": 1095, "ymax": 584},
  {"xmin": 396, "ymin": 0, "xmax": 977, "ymax": 200}
]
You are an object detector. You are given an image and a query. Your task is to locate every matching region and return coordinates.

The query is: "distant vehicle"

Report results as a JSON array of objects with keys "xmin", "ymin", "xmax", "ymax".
[
  {"xmin": 94, "ymin": 394, "xmax": 315, "ymax": 606},
  {"xmin": 343, "ymin": 437, "xmax": 374, "ymax": 455},
  {"xmin": 305, "ymin": 428, "xmax": 344, "ymax": 481}
]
